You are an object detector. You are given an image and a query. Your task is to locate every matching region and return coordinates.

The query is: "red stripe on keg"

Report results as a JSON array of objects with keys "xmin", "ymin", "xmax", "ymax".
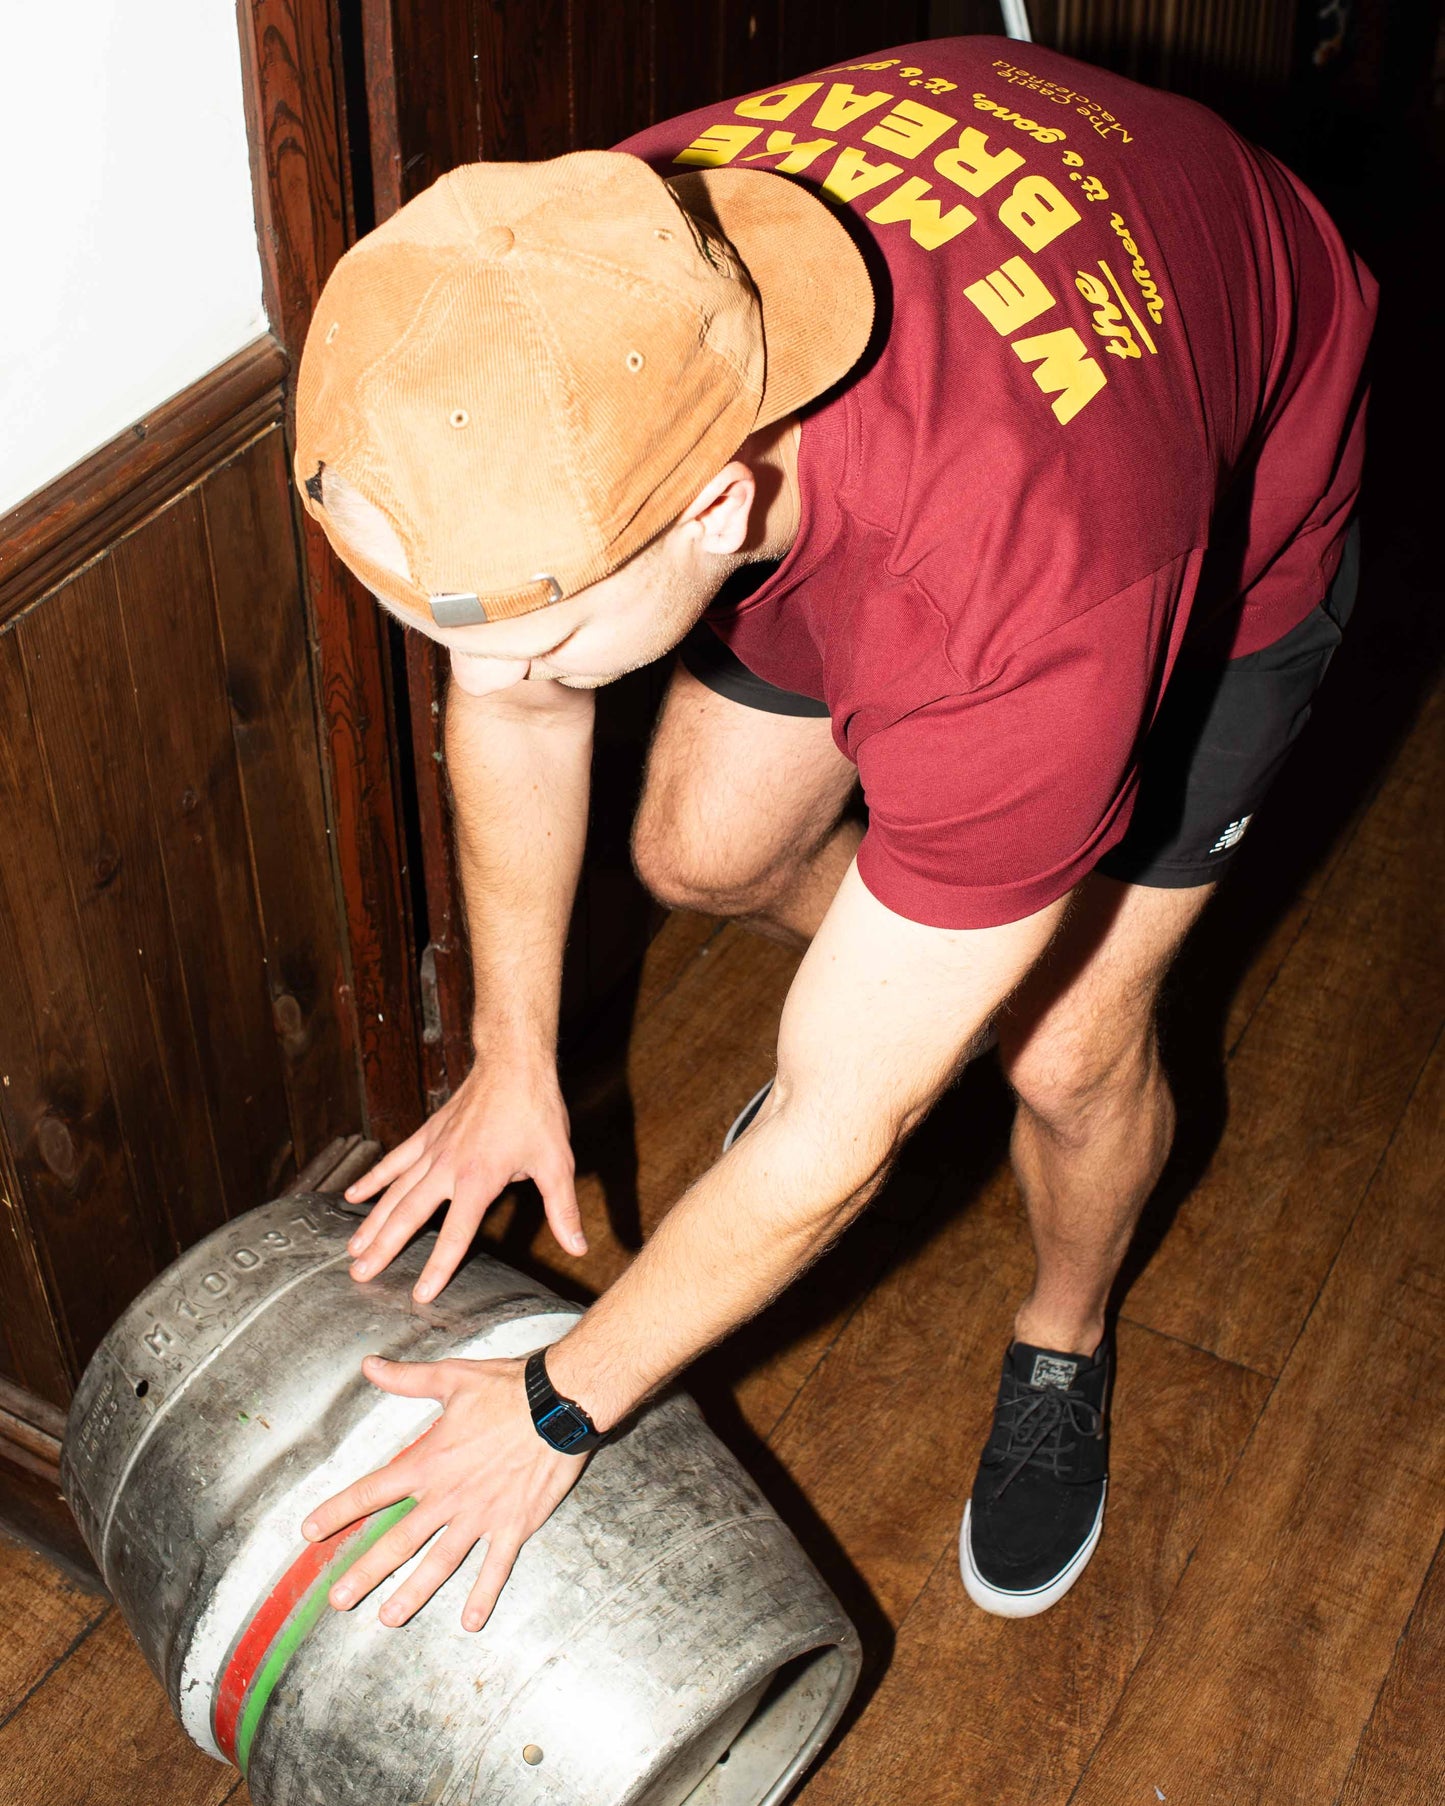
[{"xmin": 213, "ymin": 1430, "xmax": 431, "ymax": 1768}]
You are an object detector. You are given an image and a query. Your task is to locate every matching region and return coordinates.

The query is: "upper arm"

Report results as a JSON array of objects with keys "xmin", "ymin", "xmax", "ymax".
[{"xmin": 770, "ymin": 862, "xmax": 1067, "ymax": 1189}]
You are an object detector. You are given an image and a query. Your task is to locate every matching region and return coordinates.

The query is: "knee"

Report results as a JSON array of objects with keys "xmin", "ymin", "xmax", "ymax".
[
  {"xmin": 1001, "ymin": 1018, "xmax": 1165, "ymax": 1146},
  {"xmin": 630, "ymin": 807, "xmax": 780, "ymax": 917}
]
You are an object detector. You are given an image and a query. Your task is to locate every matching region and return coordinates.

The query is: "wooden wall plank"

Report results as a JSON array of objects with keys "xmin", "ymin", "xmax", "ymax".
[
  {"xmin": 1123, "ymin": 678, "xmax": 1445, "ymax": 1374},
  {"xmin": 473, "ymin": 0, "xmax": 573, "ymax": 160},
  {"xmin": 1069, "ymin": 1025, "xmax": 1445, "ymax": 1806},
  {"xmin": 110, "ymin": 494, "xmax": 295, "ymax": 1216},
  {"xmin": 569, "ymin": 0, "xmax": 656, "ymax": 150},
  {"xmin": 654, "ymin": 0, "xmax": 724, "ymax": 121},
  {"xmin": 13, "ymin": 578, "xmax": 217, "ymax": 1364},
  {"xmin": 238, "ymin": 0, "xmax": 425, "ymax": 1149},
  {"xmin": 201, "ymin": 430, "xmax": 362, "ymax": 1173}
]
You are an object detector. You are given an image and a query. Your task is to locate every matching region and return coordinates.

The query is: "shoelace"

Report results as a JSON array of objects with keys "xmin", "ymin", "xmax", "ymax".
[{"xmin": 989, "ymin": 1381, "xmax": 1102, "ymax": 1502}]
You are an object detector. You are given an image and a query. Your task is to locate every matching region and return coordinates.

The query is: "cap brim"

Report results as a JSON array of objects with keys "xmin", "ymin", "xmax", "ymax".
[{"xmin": 668, "ymin": 168, "xmax": 874, "ymax": 428}]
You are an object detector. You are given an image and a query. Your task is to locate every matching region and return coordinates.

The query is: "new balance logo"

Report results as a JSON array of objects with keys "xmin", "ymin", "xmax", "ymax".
[{"xmin": 1210, "ymin": 815, "xmax": 1253, "ymax": 854}]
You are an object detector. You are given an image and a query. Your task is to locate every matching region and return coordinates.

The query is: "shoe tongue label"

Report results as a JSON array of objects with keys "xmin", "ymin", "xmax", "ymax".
[{"xmin": 1030, "ymin": 1353, "xmax": 1080, "ymax": 1391}]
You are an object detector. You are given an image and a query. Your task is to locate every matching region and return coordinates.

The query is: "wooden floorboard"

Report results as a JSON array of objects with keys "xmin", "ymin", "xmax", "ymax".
[
  {"xmin": 1121, "ymin": 676, "xmax": 1445, "ymax": 1376},
  {"xmin": 0, "ymin": 1609, "xmax": 237, "ymax": 1806},
  {"xmin": 1066, "ymin": 1025, "xmax": 1445, "ymax": 1806},
  {"xmin": 0, "ymin": 1534, "xmax": 106, "ymax": 1726},
  {"xmin": 1336, "ymin": 1530, "xmax": 1445, "ymax": 1806}
]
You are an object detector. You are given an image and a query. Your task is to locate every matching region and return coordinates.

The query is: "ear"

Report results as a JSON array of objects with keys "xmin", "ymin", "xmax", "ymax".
[{"xmin": 678, "ymin": 461, "xmax": 756, "ymax": 557}]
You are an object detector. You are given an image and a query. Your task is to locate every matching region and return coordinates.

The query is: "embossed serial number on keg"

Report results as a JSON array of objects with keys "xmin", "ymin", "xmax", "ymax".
[{"xmin": 141, "ymin": 1212, "xmax": 328, "ymax": 1361}]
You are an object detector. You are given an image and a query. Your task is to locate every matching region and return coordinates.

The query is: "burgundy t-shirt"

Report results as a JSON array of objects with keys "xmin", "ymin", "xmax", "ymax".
[{"xmin": 619, "ymin": 37, "xmax": 1376, "ymax": 929}]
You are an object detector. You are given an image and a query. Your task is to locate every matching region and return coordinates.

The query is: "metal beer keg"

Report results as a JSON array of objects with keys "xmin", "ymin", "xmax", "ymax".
[{"xmin": 61, "ymin": 1193, "xmax": 861, "ymax": 1806}]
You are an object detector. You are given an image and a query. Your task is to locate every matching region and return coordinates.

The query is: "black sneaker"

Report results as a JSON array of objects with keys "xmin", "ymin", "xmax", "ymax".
[
  {"xmin": 959, "ymin": 1333, "xmax": 1111, "ymax": 1617},
  {"xmin": 722, "ymin": 1080, "xmax": 773, "ymax": 1152}
]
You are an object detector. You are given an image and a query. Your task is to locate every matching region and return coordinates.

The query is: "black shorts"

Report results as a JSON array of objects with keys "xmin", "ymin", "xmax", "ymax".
[{"xmin": 679, "ymin": 523, "xmax": 1360, "ymax": 890}]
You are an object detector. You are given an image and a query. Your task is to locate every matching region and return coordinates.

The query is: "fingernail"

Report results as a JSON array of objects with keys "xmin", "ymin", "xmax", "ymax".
[
  {"xmin": 379, "ymin": 1608, "xmax": 398, "ymax": 1627},
  {"xmin": 302, "ymin": 1519, "xmax": 319, "ymax": 1539},
  {"xmin": 571, "ymin": 1237, "xmax": 588, "ymax": 1255},
  {"xmin": 352, "ymin": 1262, "xmax": 371, "ymax": 1280},
  {"xmin": 464, "ymin": 1612, "xmax": 482, "ymax": 1631},
  {"xmin": 414, "ymin": 1283, "xmax": 434, "ymax": 1303},
  {"xmin": 333, "ymin": 1586, "xmax": 353, "ymax": 1606}
]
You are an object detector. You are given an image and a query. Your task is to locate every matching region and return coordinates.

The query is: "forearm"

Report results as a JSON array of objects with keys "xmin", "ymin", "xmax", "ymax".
[
  {"xmin": 445, "ymin": 675, "xmax": 594, "ymax": 1061},
  {"xmin": 545, "ymin": 1097, "xmax": 886, "ymax": 1431},
  {"xmin": 545, "ymin": 868, "xmax": 1068, "ymax": 1431}
]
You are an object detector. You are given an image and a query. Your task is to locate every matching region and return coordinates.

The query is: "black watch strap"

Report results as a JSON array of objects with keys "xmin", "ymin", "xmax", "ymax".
[{"xmin": 525, "ymin": 1348, "xmax": 608, "ymax": 1454}]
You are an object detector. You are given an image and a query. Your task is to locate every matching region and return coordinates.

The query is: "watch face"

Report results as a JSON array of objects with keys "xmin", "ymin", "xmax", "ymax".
[{"xmin": 538, "ymin": 1402, "xmax": 591, "ymax": 1450}]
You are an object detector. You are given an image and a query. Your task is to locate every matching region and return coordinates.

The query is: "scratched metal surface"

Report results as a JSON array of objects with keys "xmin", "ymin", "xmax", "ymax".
[{"xmin": 61, "ymin": 1195, "xmax": 860, "ymax": 1806}]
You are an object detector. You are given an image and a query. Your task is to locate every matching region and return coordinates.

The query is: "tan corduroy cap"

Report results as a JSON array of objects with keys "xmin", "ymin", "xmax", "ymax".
[{"xmin": 293, "ymin": 151, "xmax": 873, "ymax": 626}]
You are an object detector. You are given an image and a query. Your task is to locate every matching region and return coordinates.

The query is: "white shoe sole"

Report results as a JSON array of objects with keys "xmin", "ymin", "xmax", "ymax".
[
  {"xmin": 958, "ymin": 1482, "xmax": 1107, "ymax": 1619},
  {"xmin": 722, "ymin": 1080, "xmax": 774, "ymax": 1153}
]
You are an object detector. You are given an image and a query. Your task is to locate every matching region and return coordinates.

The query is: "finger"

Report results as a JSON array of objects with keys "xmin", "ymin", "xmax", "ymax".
[
  {"xmin": 349, "ymin": 1157, "xmax": 434, "ymax": 1261},
  {"xmin": 537, "ymin": 1158, "xmax": 587, "ymax": 1257},
  {"xmin": 412, "ymin": 1178, "xmax": 500, "ymax": 1303},
  {"xmin": 344, "ymin": 1133, "xmax": 426, "ymax": 1205},
  {"xmin": 462, "ymin": 1532, "xmax": 522, "ymax": 1633},
  {"xmin": 360, "ymin": 1354, "xmax": 452, "ymax": 1400},
  {"xmin": 328, "ymin": 1501, "xmax": 436, "ymax": 1611},
  {"xmin": 378, "ymin": 1524, "xmax": 480, "ymax": 1626},
  {"xmin": 350, "ymin": 1170, "xmax": 448, "ymax": 1279},
  {"xmin": 302, "ymin": 1458, "xmax": 417, "ymax": 1543}
]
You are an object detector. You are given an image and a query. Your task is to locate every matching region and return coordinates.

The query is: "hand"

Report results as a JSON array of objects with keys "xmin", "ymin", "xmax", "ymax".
[
  {"xmin": 300, "ymin": 1353, "xmax": 587, "ymax": 1631},
  {"xmin": 343, "ymin": 1057, "xmax": 584, "ymax": 1301}
]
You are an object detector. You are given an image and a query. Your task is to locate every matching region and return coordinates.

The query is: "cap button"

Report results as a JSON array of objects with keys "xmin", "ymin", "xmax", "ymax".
[{"xmin": 476, "ymin": 224, "xmax": 515, "ymax": 258}]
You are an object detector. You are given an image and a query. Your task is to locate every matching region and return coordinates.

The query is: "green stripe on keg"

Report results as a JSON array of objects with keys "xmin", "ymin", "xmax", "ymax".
[{"xmin": 235, "ymin": 1496, "xmax": 418, "ymax": 1776}]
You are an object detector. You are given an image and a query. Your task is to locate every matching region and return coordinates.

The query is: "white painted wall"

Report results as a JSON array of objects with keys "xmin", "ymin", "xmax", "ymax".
[{"xmin": 0, "ymin": 5, "xmax": 269, "ymax": 514}]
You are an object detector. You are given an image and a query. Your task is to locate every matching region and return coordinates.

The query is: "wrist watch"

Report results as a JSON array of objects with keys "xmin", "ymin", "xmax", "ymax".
[{"xmin": 524, "ymin": 1348, "xmax": 608, "ymax": 1454}]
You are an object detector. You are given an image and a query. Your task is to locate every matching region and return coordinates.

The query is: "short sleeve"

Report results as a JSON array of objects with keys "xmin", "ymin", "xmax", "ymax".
[{"xmin": 853, "ymin": 558, "xmax": 1195, "ymax": 929}]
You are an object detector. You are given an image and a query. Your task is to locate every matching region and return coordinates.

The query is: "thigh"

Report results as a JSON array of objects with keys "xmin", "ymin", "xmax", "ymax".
[
  {"xmin": 636, "ymin": 660, "xmax": 858, "ymax": 885},
  {"xmin": 997, "ymin": 874, "xmax": 1214, "ymax": 1084}
]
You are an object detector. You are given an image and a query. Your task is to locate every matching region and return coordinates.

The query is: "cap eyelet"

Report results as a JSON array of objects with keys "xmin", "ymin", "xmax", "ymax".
[
  {"xmin": 324, "ymin": 321, "xmax": 340, "ymax": 345},
  {"xmin": 449, "ymin": 408, "xmax": 470, "ymax": 429},
  {"xmin": 625, "ymin": 351, "xmax": 645, "ymax": 374}
]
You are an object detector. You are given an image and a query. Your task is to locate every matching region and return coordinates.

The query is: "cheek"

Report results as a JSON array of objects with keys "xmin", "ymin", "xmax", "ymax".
[{"xmin": 449, "ymin": 650, "xmax": 531, "ymax": 696}]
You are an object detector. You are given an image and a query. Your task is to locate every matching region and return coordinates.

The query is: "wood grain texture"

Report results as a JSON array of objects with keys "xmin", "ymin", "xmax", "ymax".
[
  {"xmin": 111, "ymin": 495, "xmax": 296, "ymax": 1218},
  {"xmin": 202, "ymin": 429, "xmax": 362, "ymax": 1175},
  {"xmin": 8, "ymin": 590, "xmax": 203, "ymax": 1368},
  {"xmin": 796, "ymin": 1326, "xmax": 1270, "ymax": 1806},
  {"xmin": 0, "ymin": 1534, "xmax": 105, "ymax": 1725},
  {"xmin": 1122, "ymin": 678, "xmax": 1445, "ymax": 1374},
  {"xmin": 238, "ymin": 0, "xmax": 424, "ymax": 1148},
  {"xmin": 473, "ymin": 0, "xmax": 572, "ymax": 160},
  {"xmin": 1337, "ymin": 1534, "xmax": 1445, "ymax": 1805},
  {"xmin": 0, "ymin": 1609, "xmax": 236, "ymax": 1806},
  {"xmin": 0, "ymin": 339, "xmax": 286, "ymax": 620},
  {"xmin": 1070, "ymin": 1026, "xmax": 1445, "ymax": 1806}
]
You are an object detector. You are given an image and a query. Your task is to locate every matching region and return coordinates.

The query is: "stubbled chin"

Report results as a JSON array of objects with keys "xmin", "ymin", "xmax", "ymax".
[{"xmin": 448, "ymin": 651, "xmax": 531, "ymax": 695}]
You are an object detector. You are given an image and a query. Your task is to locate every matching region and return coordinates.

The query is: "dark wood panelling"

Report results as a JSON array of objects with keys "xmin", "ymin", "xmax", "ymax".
[
  {"xmin": 237, "ymin": 0, "xmax": 425, "ymax": 1148},
  {"xmin": 0, "ymin": 615, "xmax": 178, "ymax": 1385},
  {"xmin": 571, "ymin": 0, "xmax": 655, "ymax": 149},
  {"xmin": 202, "ymin": 430, "xmax": 362, "ymax": 1170},
  {"xmin": 0, "ymin": 340, "xmax": 286, "ymax": 623},
  {"xmin": 473, "ymin": 0, "xmax": 573, "ymax": 160},
  {"xmin": 110, "ymin": 495, "xmax": 296, "ymax": 1217},
  {"xmin": 18, "ymin": 565, "xmax": 230, "ymax": 1330}
]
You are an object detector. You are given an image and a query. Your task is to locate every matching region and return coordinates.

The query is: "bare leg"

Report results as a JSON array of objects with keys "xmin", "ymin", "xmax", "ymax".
[
  {"xmin": 632, "ymin": 664, "xmax": 859, "ymax": 947},
  {"xmin": 996, "ymin": 875, "xmax": 1216, "ymax": 1355}
]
